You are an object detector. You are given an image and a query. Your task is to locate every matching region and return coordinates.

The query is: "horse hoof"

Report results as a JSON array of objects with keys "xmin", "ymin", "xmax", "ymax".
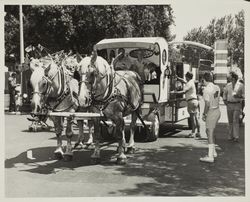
[
  {"xmin": 116, "ymin": 158, "xmax": 127, "ymax": 165},
  {"xmin": 91, "ymin": 157, "xmax": 101, "ymax": 164},
  {"xmin": 63, "ymin": 154, "xmax": 73, "ymax": 162},
  {"xmin": 126, "ymin": 147, "xmax": 135, "ymax": 154}
]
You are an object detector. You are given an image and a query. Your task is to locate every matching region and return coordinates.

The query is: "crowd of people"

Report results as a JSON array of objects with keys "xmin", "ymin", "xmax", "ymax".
[{"xmin": 174, "ymin": 69, "xmax": 244, "ymax": 163}]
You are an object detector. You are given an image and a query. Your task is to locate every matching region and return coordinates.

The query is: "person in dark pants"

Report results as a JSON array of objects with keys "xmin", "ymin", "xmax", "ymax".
[{"xmin": 8, "ymin": 72, "xmax": 17, "ymax": 112}]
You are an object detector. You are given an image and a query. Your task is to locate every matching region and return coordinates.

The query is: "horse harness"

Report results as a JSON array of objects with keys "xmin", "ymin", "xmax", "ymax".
[
  {"xmin": 34, "ymin": 59, "xmax": 75, "ymax": 112},
  {"xmin": 82, "ymin": 62, "xmax": 139, "ymax": 113}
]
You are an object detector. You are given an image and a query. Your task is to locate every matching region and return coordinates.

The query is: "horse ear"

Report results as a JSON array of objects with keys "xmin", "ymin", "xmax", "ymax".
[
  {"xmin": 76, "ymin": 52, "xmax": 82, "ymax": 63},
  {"xmin": 90, "ymin": 46, "xmax": 97, "ymax": 65},
  {"xmin": 29, "ymin": 58, "xmax": 37, "ymax": 72},
  {"xmin": 44, "ymin": 64, "xmax": 51, "ymax": 76}
]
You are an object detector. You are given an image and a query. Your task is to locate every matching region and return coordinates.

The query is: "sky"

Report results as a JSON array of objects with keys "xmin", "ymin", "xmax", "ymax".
[{"xmin": 169, "ymin": 0, "xmax": 246, "ymax": 41}]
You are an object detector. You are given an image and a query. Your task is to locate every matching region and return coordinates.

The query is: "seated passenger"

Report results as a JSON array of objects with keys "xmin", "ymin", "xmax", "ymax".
[
  {"xmin": 132, "ymin": 49, "xmax": 151, "ymax": 83},
  {"xmin": 113, "ymin": 48, "xmax": 132, "ymax": 70}
]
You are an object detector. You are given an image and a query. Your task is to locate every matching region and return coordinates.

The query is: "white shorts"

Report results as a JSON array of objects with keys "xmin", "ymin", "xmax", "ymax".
[
  {"xmin": 206, "ymin": 108, "xmax": 221, "ymax": 129},
  {"xmin": 187, "ymin": 99, "xmax": 199, "ymax": 114}
]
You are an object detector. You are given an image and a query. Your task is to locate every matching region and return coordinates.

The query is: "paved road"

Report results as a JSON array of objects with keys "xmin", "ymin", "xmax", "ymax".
[{"xmin": 4, "ymin": 103, "xmax": 245, "ymax": 197}]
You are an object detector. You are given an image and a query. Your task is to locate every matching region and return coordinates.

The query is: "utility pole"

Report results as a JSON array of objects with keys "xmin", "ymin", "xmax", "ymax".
[{"xmin": 19, "ymin": 5, "xmax": 24, "ymax": 106}]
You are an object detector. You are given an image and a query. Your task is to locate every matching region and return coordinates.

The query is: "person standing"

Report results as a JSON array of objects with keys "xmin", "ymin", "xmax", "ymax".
[
  {"xmin": 175, "ymin": 71, "xmax": 201, "ymax": 138},
  {"xmin": 223, "ymin": 71, "xmax": 244, "ymax": 142},
  {"xmin": 200, "ymin": 72, "xmax": 221, "ymax": 163},
  {"xmin": 8, "ymin": 72, "xmax": 17, "ymax": 112}
]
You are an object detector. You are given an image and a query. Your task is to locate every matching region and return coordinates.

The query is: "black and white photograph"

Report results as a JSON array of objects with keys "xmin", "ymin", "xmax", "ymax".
[{"xmin": 1, "ymin": 0, "xmax": 249, "ymax": 200}]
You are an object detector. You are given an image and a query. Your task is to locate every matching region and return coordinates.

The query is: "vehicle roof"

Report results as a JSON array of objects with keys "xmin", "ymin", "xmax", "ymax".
[{"xmin": 95, "ymin": 37, "xmax": 168, "ymax": 50}]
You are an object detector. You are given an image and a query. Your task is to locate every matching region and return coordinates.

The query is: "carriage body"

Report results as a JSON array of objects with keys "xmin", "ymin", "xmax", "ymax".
[{"xmin": 95, "ymin": 37, "xmax": 189, "ymax": 140}]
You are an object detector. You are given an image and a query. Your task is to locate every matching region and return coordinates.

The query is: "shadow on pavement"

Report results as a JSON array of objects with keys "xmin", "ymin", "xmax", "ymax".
[
  {"xmin": 5, "ymin": 144, "xmax": 118, "ymax": 175},
  {"xmin": 5, "ymin": 121, "xmax": 245, "ymax": 196},
  {"xmin": 106, "ymin": 124, "xmax": 245, "ymax": 196}
]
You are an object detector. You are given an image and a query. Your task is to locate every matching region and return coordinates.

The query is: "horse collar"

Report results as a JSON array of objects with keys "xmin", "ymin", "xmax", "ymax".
[{"xmin": 92, "ymin": 67, "xmax": 115, "ymax": 103}]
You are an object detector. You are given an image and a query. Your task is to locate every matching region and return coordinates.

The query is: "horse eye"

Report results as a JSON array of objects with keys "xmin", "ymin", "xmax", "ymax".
[{"xmin": 39, "ymin": 80, "xmax": 46, "ymax": 88}]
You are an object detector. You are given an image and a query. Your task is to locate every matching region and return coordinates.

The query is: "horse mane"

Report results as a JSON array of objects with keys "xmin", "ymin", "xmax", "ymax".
[{"xmin": 80, "ymin": 55, "xmax": 110, "ymax": 75}]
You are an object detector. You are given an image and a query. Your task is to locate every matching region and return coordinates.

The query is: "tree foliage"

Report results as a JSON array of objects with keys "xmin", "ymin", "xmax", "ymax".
[
  {"xmin": 181, "ymin": 10, "xmax": 244, "ymax": 72},
  {"xmin": 4, "ymin": 5, "xmax": 175, "ymax": 64}
]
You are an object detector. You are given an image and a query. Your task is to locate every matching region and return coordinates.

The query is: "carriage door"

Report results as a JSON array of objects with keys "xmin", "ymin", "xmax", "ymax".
[{"xmin": 159, "ymin": 47, "xmax": 169, "ymax": 103}]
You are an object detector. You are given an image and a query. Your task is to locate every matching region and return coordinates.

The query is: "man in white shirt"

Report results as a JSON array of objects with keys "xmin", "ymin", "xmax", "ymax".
[
  {"xmin": 176, "ymin": 71, "xmax": 200, "ymax": 138},
  {"xmin": 223, "ymin": 71, "xmax": 244, "ymax": 142},
  {"xmin": 200, "ymin": 72, "xmax": 221, "ymax": 163}
]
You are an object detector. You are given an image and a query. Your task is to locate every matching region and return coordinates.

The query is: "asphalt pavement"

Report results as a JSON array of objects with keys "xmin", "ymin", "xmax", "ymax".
[{"xmin": 4, "ymin": 102, "xmax": 245, "ymax": 197}]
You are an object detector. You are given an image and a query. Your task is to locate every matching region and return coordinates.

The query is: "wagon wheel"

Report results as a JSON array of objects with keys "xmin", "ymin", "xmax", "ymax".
[{"xmin": 145, "ymin": 113, "xmax": 160, "ymax": 142}]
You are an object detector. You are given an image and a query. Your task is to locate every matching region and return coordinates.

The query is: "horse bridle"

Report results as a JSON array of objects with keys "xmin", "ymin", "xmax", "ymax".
[
  {"xmin": 79, "ymin": 62, "xmax": 115, "ymax": 106},
  {"xmin": 32, "ymin": 61, "xmax": 61, "ymax": 108}
]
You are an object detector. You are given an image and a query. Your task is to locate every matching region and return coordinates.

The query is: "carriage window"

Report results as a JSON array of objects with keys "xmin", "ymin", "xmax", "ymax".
[
  {"xmin": 144, "ymin": 63, "xmax": 161, "ymax": 84},
  {"xmin": 98, "ymin": 49, "xmax": 108, "ymax": 61},
  {"xmin": 128, "ymin": 48, "xmax": 161, "ymax": 85}
]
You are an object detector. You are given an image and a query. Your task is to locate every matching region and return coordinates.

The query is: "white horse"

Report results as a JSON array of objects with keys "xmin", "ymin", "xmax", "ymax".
[
  {"xmin": 29, "ymin": 56, "xmax": 82, "ymax": 161},
  {"xmin": 77, "ymin": 51, "xmax": 143, "ymax": 164}
]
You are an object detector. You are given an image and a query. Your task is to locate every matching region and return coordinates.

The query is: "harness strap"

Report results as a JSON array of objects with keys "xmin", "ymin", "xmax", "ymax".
[
  {"xmin": 92, "ymin": 77, "xmax": 137, "ymax": 113},
  {"xmin": 47, "ymin": 86, "xmax": 70, "ymax": 110},
  {"xmin": 93, "ymin": 66, "xmax": 115, "ymax": 103}
]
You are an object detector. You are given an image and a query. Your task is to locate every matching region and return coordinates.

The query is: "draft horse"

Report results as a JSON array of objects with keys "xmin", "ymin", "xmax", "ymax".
[
  {"xmin": 29, "ymin": 55, "xmax": 80, "ymax": 161},
  {"xmin": 77, "ymin": 50, "xmax": 143, "ymax": 164}
]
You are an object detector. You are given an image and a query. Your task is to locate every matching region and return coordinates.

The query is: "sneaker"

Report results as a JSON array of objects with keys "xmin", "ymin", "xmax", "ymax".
[{"xmin": 200, "ymin": 156, "xmax": 214, "ymax": 163}]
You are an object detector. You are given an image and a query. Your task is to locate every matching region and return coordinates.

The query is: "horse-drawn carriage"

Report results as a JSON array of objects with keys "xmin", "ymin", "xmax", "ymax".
[
  {"xmin": 26, "ymin": 37, "xmax": 191, "ymax": 163},
  {"xmin": 94, "ymin": 37, "xmax": 189, "ymax": 141}
]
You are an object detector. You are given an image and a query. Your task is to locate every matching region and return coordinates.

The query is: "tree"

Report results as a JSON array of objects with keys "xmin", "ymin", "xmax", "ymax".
[
  {"xmin": 182, "ymin": 10, "xmax": 244, "ymax": 73},
  {"xmin": 5, "ymin": 5, "xmax": 175, "ymax": 62}
]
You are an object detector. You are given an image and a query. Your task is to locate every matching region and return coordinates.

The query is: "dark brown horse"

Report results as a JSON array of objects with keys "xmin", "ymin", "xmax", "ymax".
[{"xmin": 77, "ymin": 51, "xmax": 143, "ymax": 164}]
